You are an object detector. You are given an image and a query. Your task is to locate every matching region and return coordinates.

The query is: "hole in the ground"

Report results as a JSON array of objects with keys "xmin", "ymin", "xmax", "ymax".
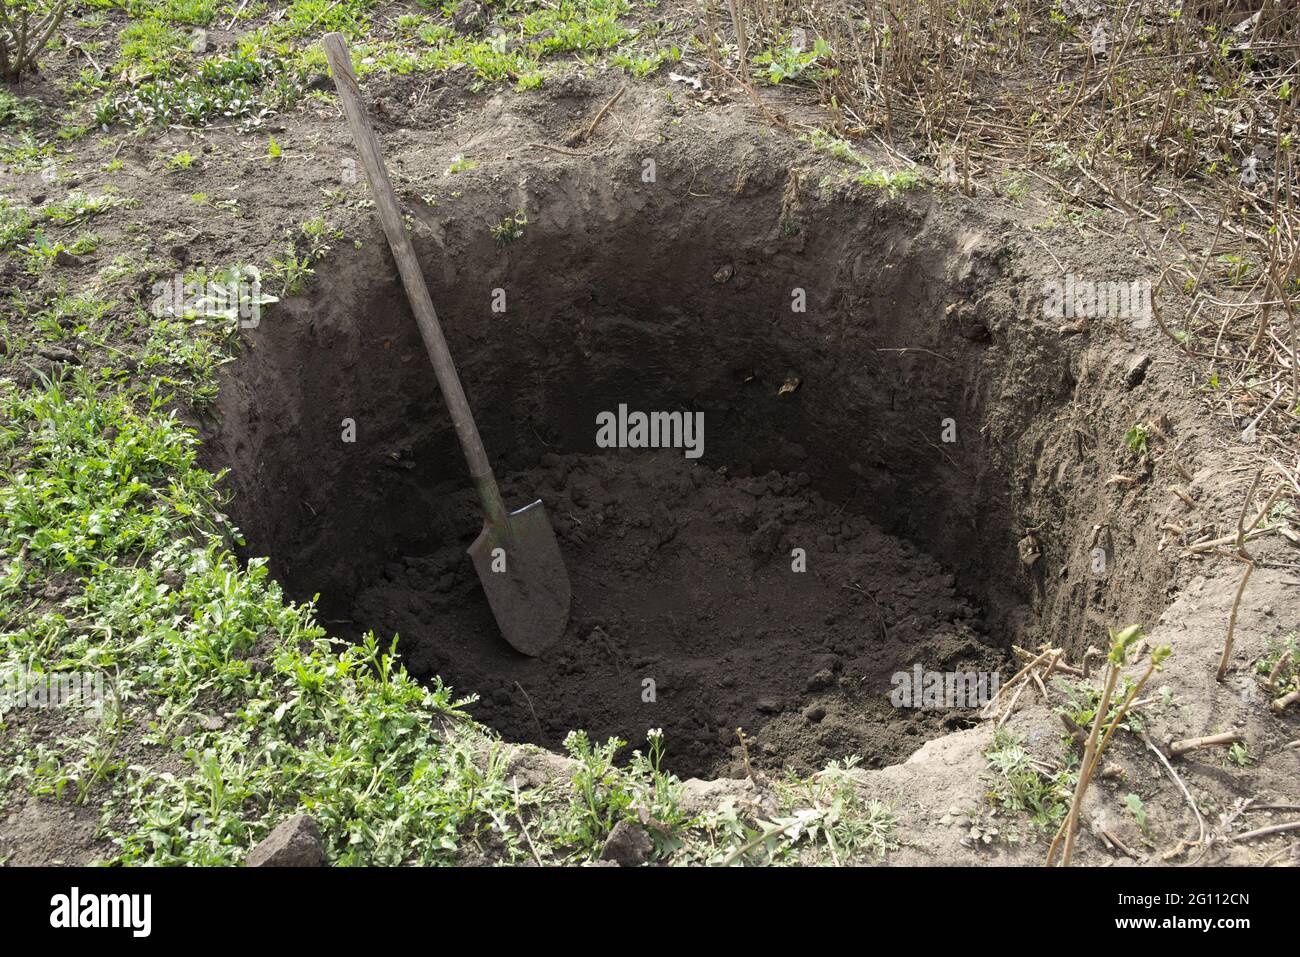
[{"xmin": 206, "ymin": 165, "xmax": 1075, "ymax": 778}]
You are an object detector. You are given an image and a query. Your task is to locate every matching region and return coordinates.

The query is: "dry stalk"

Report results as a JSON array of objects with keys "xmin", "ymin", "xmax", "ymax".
[
  {"xmin": 1168, "ymin": 730, "xmax": 1244, "ymax": 758},
  {"xmin": 1047, "ymin": 627, "xmax": 1167, "ymax": 867}
]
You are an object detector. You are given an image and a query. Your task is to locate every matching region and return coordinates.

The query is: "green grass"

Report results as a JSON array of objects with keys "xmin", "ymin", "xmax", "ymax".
[
  {"xmin": 490, "ymin": 207, "xmax": 528, "ymax": 245},
  {"xmin": 0, "ymin": 199, "xmax": 36, "ymax": 251},
  {"xmin": 41, "ymin": 190, "xmax": 133, "ymax": 227},
  {"xmin": 0, "ymin": 90, "xmax": 42, "ymax": 129},
  {"xmin": 983, "ymin": 729, "xmax": 1075, "ymax": 833},
  {"xmin": 1256, "ymin": 631, "xmax": 1298, "ymax": 693},
  {"xmin": 101, "ymin": 51, "xmax": 311, "ymax": 128},
  {"xmin": 806, "ymin": 129, "xmax": 926, "ymax": 197}
]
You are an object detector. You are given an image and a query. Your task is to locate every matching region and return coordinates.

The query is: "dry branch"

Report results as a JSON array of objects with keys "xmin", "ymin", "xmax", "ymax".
[{"xmin": 1168, "ymin": 730, "xmax": 1244, "ymax": 758}]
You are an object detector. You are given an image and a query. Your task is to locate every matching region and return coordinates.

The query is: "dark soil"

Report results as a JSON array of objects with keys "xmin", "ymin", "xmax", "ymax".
[
  {"xmin": 201, "ymin": 77, "xmax": 1183, "ymax": 781},
  {"xmin": 350, "ymin": 449, "xmax": 1003, "ymax": 777}
]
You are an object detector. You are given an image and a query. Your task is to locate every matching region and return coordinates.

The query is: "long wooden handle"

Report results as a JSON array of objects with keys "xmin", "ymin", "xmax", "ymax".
[{"xmin": 322, "ymin": 32, "xmax": 507, "ymax": 529}]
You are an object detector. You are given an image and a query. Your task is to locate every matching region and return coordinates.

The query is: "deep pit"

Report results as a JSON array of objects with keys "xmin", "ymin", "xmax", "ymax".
[{"xmin": 204, "ymin": 155, "xmax": 1171, "ymax": 778}]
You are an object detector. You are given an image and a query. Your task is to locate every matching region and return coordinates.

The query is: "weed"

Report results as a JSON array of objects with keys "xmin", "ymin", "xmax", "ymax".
[
  {"xmin": 0, "ymin": 198, "xmax": 35, "ymax": 250},
  {"xmin": 753, "ymin": 36, "xmax": 831, "ymax": 85},
  {"xmin": 1255, "ymin": 632, "xmax": 1298, "ymax": 692},
  {"xmin": 41, "ymin": 190, "xmax": 132, "ymax": 226},
  {"xmin": 490, "ymin": 208, "xmax": 528, "ymax": 246},
  {"xmin": 1123, "ymin": 423, "xmax": 1150, "ymax": 455},
  {"xmin": 984, "ymin": 729, "xmax": 1074, "ymax": 832},
  {"xmin": 1123, "ymin": 793, "xmax": 1149, "ymax": 835},
  {"xmin": 447, "ymin": 153, "xmax": 478, "ymax": 175},
  {"xmin": 164, "ymin": 150, "xmax": 197, "ymax": 171}
]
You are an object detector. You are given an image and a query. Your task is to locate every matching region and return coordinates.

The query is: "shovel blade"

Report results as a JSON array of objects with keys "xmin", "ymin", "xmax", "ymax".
[{"xmin": 467, "ymin": 500, "xmax": 570, "ymax": 656}]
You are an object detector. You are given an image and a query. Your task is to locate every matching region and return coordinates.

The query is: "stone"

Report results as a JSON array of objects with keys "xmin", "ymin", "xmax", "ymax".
[
  {"xmin": 802, "ymin": 704, "xmax": 826, "ymax": 723},
  {"xmin": 246, "ymin": 814, "xmax": 325, "ymax": 867},
  {"xmin": 600, "ymin": 820, "xmax": 653, "ymax": 866},
  {"xmin": 1125, "ymin": 353, "xmax": 1152, "ymax": 389}
]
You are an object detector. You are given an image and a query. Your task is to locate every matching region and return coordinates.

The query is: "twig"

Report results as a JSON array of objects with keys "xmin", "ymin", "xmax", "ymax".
[
  {"xmin": 1270, "ymin": 689, "xmax": 1300, "ymax": 714},
  {"xmin": 578, "ymin": 85, "xmax": 625, "ymax": 144},
  {"xmin": 1141, "ymin": 733, "xmax": 1206, "ymax": 848},
  {"xmin": 1266, "ymin": 650, "xmax": 1293, "ymax": 692},
  {"xmin": 526, "ymin": 141, "xmax": 588, "ymax": 156},
  {"xmin": 226, "ymin": 0, "xmax": 250, "ymax": 30},
  {"xmin": 1168, "ymin": 730, "xmax": 1243, "ymax": 758},
  {"xmin": 511, "ymin": 780, "xmax": 544, "ymax": 866},
  {"xmin": 1230, "ymin": 820, "xmax": 1300, "ymax": 843},
  {"xmin": 514, "ymin": 681, "xmax": 544, "ymax": 740},
  {"xmin": 736, "ymin": 727, "xmax": 760, "ymax": 786}
]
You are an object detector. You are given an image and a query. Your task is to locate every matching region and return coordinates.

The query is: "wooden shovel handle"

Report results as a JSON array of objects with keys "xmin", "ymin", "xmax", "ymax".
[{"xmin": 321, "ymin": 32, "xmax": 507, "ymax": 528}]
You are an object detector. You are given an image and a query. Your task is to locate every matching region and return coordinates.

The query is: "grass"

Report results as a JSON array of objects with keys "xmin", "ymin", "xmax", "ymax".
[
  {"xmin": 1256, "ymin": 631, "xmax": 1298, "ymax": 693},
  {"xmin": 41, "ymin": 189, "xmax": 133, "ymax": 226},
  {"xmin": 490, "ymin": 207, "xmax": 528, "ymax": 246},
  {"xmin": 805, "ymin": 129, "xmax": 925, "ymax": 198},
  {"xmin": 983, "ymin": 729, "xmax": 1074, "ymax": 833}
]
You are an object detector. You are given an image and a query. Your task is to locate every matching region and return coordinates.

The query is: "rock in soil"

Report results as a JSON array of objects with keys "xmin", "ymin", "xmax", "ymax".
[
  {"xmin": 600, "ymin": 820, "xmax": 653, "ymax": 866},
  {"xmin": 246, "ymin": 814, "xmax": 326, "ymax": 868}
]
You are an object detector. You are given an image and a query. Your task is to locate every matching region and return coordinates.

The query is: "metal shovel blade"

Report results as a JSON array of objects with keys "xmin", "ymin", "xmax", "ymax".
[{"xmin": 467, "ymin": 499, "xmax": 570, "ymax": 656}]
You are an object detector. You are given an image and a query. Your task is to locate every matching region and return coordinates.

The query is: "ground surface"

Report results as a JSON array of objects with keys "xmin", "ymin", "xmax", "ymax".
[
  {"xmin": 353, "ymin": 450, "xmax": 1002, "ymax": 778},
  {"xmin": 1, "ymin": 0, "xmax": 1297, "ymax": 868}
]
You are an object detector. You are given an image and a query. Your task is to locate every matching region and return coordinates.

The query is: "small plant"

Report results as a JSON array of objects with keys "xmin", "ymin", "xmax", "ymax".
[
  {"xmin": 0, "ymin": 198, "xmax": 34, "ymax": 250},
  {"xmin": 1256, "ymin": 632, "xmax": 1298, "ymax": 693},
  {"xmin": 165, "ymin": 150, "xmax": 197, "ymax": 171},
  {"xmin": 718, "ymin": 757, "xmax": 898, "ymax": 865},
  {"xmin": 0, "ymin": 0, "xmax": 68, "ymax": 81},
  {"xmin": 557, "ymin": 730, "xmax": 634, "ymax": 850},
  {"xmin": 1123, "ymin": 793, "xmax": 1149, "ymax": 835},
  {"xmin": 41, "ymin": 190, "xmax": 131, "ymax": 226},
  {"xmin": 983, "ymin": 729, "xmax": 1073, "ymax": 832},
  {"xmin": 266, "ymin": 136, "xmax": 282, "ymax": 160},
  {"xmin": 107, "ymin": 51, "xmax": 308, "ymax": 128},
  {"xmin": 1227, "ymin": 742, "xmax": 1250, "ymax": 767},
  {"xmin": 1123, "ymin": 423, "xmax": 1151, "ymax": 455},
  {"xmin": 610, "ymin": 46, "xmax": 678, "ymax": 78},
  {"xmin": 490, "ymin": 208, "xmax": 528, "ymax": 246},
  {"xmin": 806, "ymin": 128, "xmax": 871, "ymax": 166},
  {"xmin": 806, "ymin": 129, "xmax": 923, "ymax": 196},
  {"xmin": 1048, "ymin": 626, "xmax": 1171, "ymax": 867},
  {"xmin": 17, "ymin": 230, "xmax": 98, "ymax": 271},
  {"xmin": 269, "ymin": 243, "xmax": 313, "ymax": 296},
  {"xmin": 447, "ymin": 153, "xmax": 478, "ymax": 175},
  {"xmin": 0, "ymin": 88, "xmax": 40, "ymax": 128},
  {"xmin": 753, "ymin": 36, "xmax": 831, "ymax": 85},
  {"xmin": 850, "ymin": 167, "xmax": 923, "ymax": 197}
]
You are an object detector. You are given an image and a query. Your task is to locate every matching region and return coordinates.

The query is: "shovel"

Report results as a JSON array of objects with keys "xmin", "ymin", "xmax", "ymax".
[{"xmin": 322, "ymin": 33, "xmax": 570, "ymax": 657}]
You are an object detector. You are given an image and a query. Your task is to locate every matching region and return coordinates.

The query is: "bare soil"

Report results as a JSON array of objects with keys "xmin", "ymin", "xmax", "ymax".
[{"xmin": 200, "ymin": 75, "xmax": 1187, "ymax": 780}]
